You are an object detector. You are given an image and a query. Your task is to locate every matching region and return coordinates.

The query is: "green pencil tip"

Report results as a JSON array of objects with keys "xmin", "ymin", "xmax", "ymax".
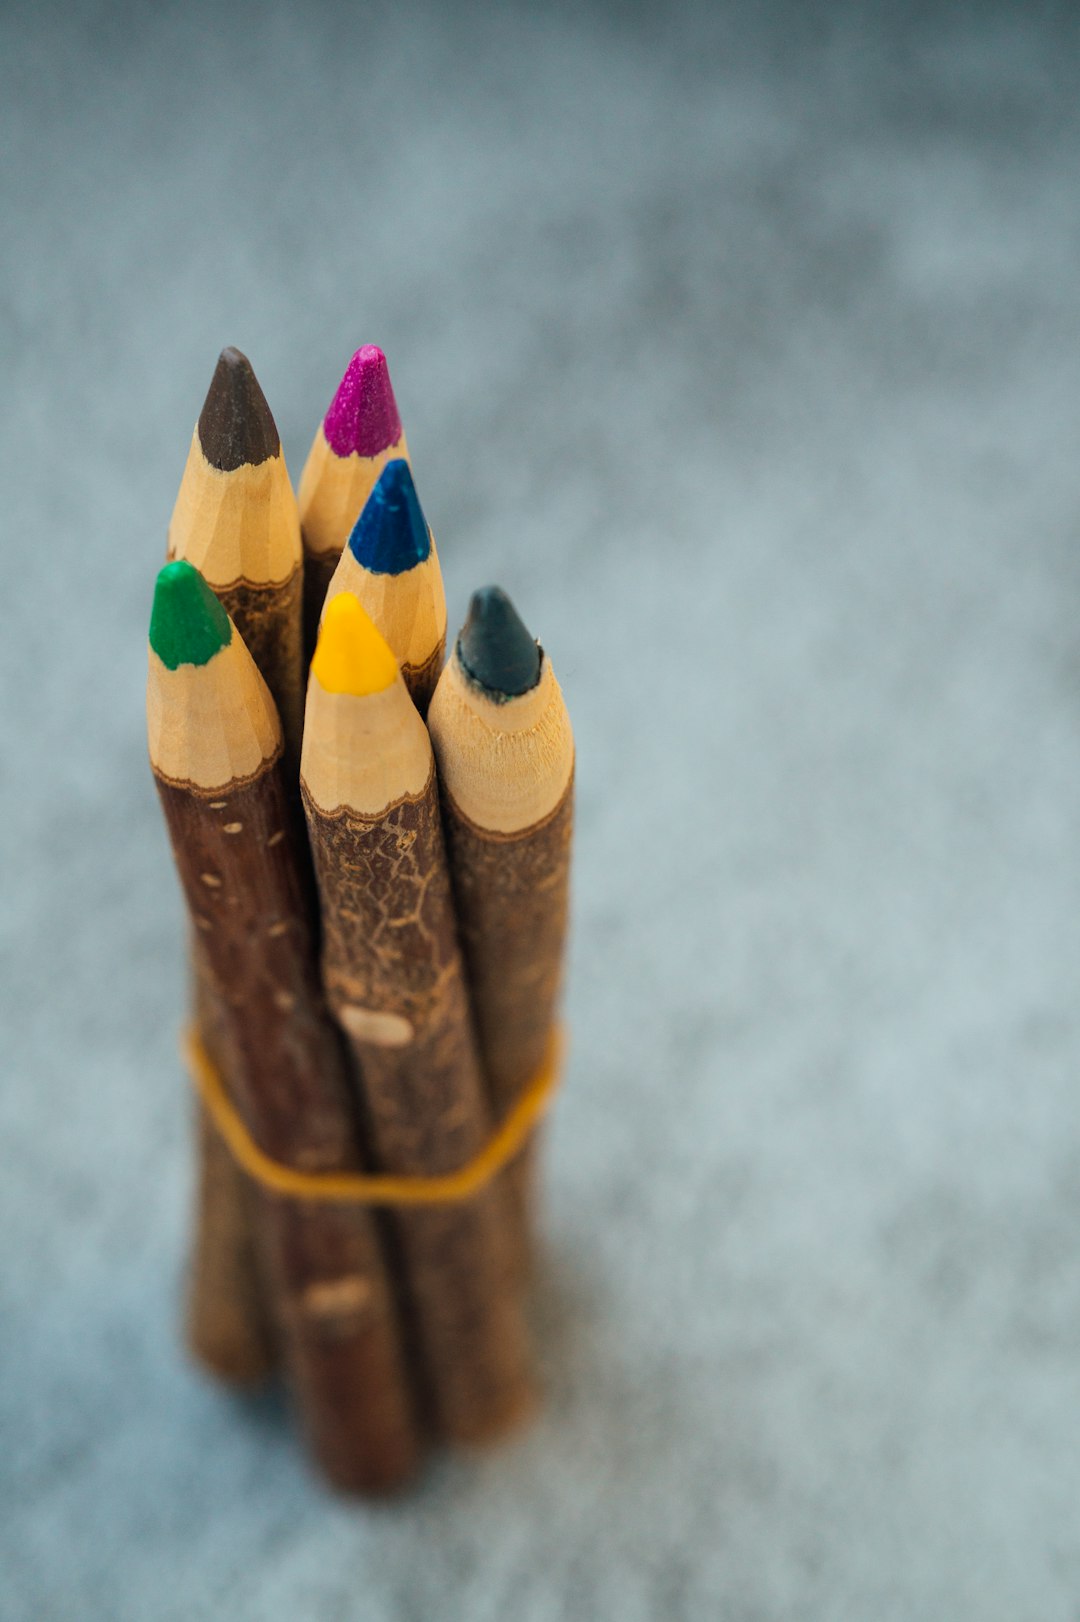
[{"xmin": 149, "ymin": 560, "xmax": 232, "ymax": 669}]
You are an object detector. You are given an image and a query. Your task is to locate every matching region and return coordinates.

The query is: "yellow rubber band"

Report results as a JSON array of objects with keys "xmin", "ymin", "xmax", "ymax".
[{"xmin": 184, "ymin": 1024, "xmax": 564, "ymax": 1206}]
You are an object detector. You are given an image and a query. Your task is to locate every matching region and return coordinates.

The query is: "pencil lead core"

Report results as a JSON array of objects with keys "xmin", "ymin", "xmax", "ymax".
[
  {"xmin": 323, "ymin": 346, "xmax": 403, "ymax": 458},
  {"xmin": 197, "ymin": 347, "xmax": 280, "ymax": 471},
  {"xmin": 311, "ymin": 592, "xmax": 399, "ymax": 697},
  {"xmin": 457, "ymin": 587, "xmax": 542, "ymax": 700},
  {"xmin": 150, "ymin": 561, "xmax": 233, "ymax": 669},
  {"xmin": 346, "ymin": 459, "xmax": 430, "ymax": 576}
]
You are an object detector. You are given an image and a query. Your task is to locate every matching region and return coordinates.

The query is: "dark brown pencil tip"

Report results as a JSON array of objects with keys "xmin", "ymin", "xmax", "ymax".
[{"xmin": 197, "ymin": 347, "xmax": 280, "ymax": 471}]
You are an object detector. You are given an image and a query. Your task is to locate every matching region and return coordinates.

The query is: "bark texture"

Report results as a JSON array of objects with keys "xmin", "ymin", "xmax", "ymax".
[
  {"xmin": 401, "ymin": 638, "xmax": 444, "ymax": 719},
  {"xmin": 302, "ymin": 550, "xmax": 338, "ymax": 667},
  {"xmin": 185, "ymin": 944, "xmax": 277, "ymax": 1383},
  {"xmin": 181, "ymin": 561, "xmax": 306, "ymax": 1376},
  {"xmin": 439, "ymin": 777, "xmax": 574, "ymax": 1267},
  {"xmin": 156, "ymin": 754, "xmax": 421, "ymax": 1493},
  {"xmin": 302, "ymin": 767, "xmax": 536, "ymax": 1445},
  {"xmin": 219, "ymin": 567, "xmax": 304, "ymax": 766}
]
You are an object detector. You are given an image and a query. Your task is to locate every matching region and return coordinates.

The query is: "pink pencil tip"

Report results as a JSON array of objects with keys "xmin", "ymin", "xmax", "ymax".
[{"xmin": 323, "ymin": 346, "xmax": 403, "ymax": 458}]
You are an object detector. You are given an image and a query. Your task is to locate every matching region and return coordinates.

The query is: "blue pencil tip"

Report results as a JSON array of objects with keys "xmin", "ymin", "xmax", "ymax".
[{"xmin": 346, "ymin": 459, "xmax": 430, "ymax": 576}]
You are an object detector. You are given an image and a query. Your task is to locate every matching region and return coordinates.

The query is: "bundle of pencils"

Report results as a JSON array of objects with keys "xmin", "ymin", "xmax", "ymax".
[{"xmin": 148, "ymin": 346, "xmax": 574, "ymax": 1492}]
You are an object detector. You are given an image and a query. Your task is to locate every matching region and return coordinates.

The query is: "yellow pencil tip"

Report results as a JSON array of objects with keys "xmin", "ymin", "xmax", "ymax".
[{"xmin": 311, "ymin": 592, "xmax": 399, "ymax": 697}]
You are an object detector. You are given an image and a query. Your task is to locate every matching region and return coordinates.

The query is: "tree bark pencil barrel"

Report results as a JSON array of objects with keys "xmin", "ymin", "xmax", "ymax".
[
  {"xmin": 427, "ymin": 588, "xmax": 574, "ymax": 1266},
  {"xmin": 147, "ymin": 561, "xmax": 421, "ymax": 1494},
  {"xmin": 298, "ymin": 346, "xmax": 410, "ymax": 658},
  {"xmin": 300, "ymin": 593, "xmax": 535, "ymax": 1445},
  {"xmin": 184, "ymin": 951, "xmax": 276, "ymax": 1380},
  {"xmin": 167, "ymin": 347, "xmax": 306, "ymax": 1386},
  {"xmin": 320, "ymin": 458, "xmax": 446, "ymax": 716}
]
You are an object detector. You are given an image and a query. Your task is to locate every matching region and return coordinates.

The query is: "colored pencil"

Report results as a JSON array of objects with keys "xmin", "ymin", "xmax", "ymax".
[
  {"xmin": 298, "ymin": 345, "xmax": 409, "ymax": 654},
  {"xmin": 428, "ymin": 588, "xmax": 574, "ymax": 1261},
  {"xmin": 300, "ymin": 593, "xmax": 535, "ymax": 1443},
  {"xmin": 167, "ymin": 346, "xmax": 305, "ymax": 1385},
  {"xmin": 321, "ymin": 458, "xmax": 447, "ymax": 715},
  {"xmin": 148, "ymin": 562, "xmax": 421, "ymax": 1493},
  {"xmin": 168, "ymin": 346, "xmax": 304, "ymax": 760}
]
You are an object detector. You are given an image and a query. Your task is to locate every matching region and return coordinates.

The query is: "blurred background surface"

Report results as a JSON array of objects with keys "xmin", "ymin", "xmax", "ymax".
[{"xmin": 3, "ymin": 1, "xmax": 1080, "ymax": 1616}]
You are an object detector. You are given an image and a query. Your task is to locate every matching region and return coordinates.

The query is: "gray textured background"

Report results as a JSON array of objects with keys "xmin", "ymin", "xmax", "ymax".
[{"xmin": 4, "ymin": 2, "xmax": 1080, "ymax": 1617}]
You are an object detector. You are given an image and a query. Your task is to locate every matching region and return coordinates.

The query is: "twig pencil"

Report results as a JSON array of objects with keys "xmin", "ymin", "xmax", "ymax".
[
  {"xmin": 428, "ymin": 588, "xmax": 574, "ymax": 1257},
  {"xmin": 184, "ymin": 957, "xmax": 276, "ymax": 1382},
  {"xmin": 148, "ymin": 562, "xmax": 421, "ymax": 1493},
  {"xmin": 167, "ymin": 347, "xmax": 304, "ymax": 1385},
  {"xmin": 300, "ymin": 593, "xmax": 535, "ymax": 1444},
  {"xmin": 168, "ymin": 347, "xmax": 304, "ymax": 761},
  {"xmin": 298, "ymin": 346, "xmax": 409, "ymax": 653},
  {"xmin": 321, "ymin": 459, "xmax": 447, "ymax": 715}
]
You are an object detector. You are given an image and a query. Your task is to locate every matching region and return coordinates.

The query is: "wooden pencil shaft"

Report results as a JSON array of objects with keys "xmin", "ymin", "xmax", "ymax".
[
  {"xmin": 301, "ymin": 749, "xmax": 535, "ymax": 1444},
  {"xmin": 159, "ymin": 767, "xmax": 347, "ymax": 1160},
  {"xmin": 440, "ymin": 787, "xmax": 573, "ymax": 1106},
  {"xmin": 442, "ymin": 786, "xmax": 572, "ymax": 1268},
  {"xmin": 401, "ymin": 637, "xmax": 443, "ymax": 718},
  {"xmin": 211, "ymin": 571, "xmax": 304, "ymax": 767},
  {"xmin": 429, "ymin": 649, "xmax": 574, "ymax": 1268},
  {"xmin": 427, "ymin": 659, "xmax": 575, "ymax": 1072},
  {"xmin": 302, "ymin": 550, "xmax": 339, "ymax": 673},
  {"xmin": 186, "ymin": 1108, "xmax": 276, "ymax": 1380},
  {"xmin": 153, "ymin": 730, "xmax": 421, "ymax": 1492},
  {"xmin": 166, "ymin": 371, "xmax": 301, "ymax": 1386},
  {"xmin": 185, "ymin": 948, "xmax": 276, "ymax": 1383}
]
